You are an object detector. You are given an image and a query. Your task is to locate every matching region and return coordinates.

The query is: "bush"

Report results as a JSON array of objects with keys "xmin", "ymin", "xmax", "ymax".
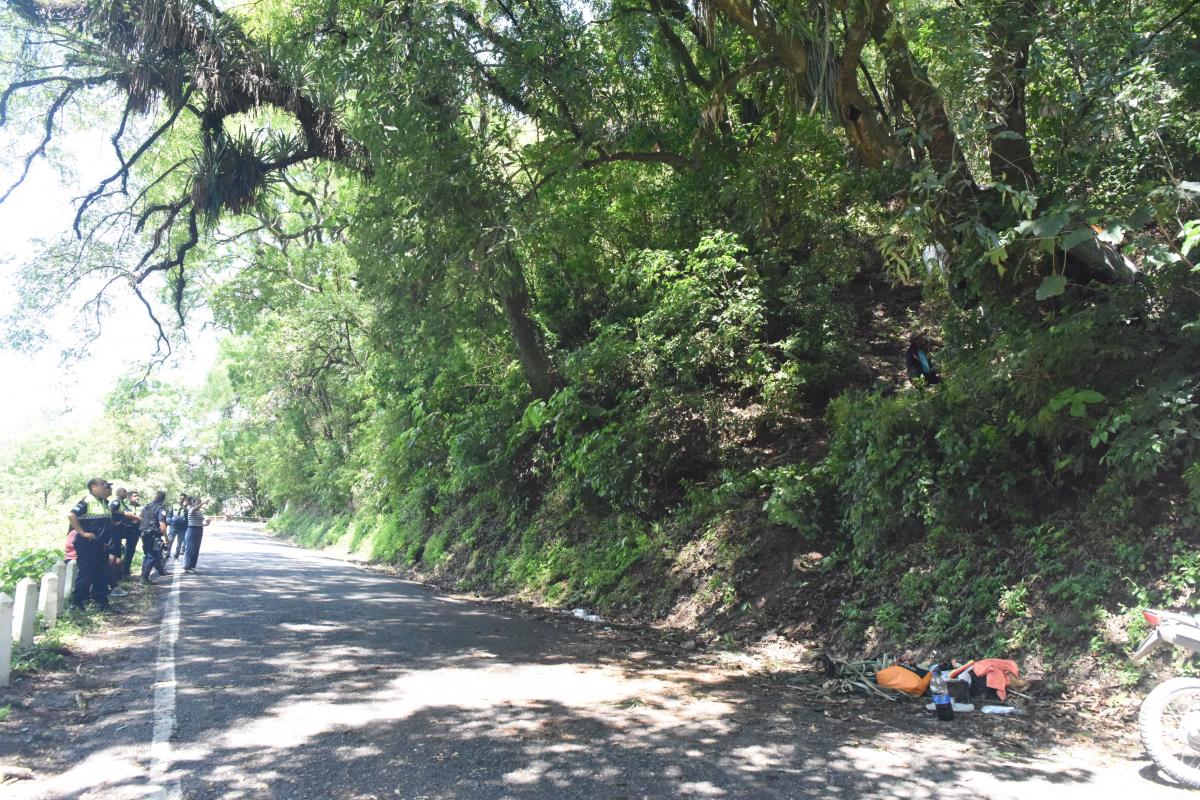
[
  {"xmin": 814, "ymin": 284, "xmax": 1200, "ymax": 651},
  {"xmin": 1, "ymin": 548, "xmax": 61, "ymax": 595},
  {"xmin": 268, "ymin": 507, "xmax": 349, "ymax": 550}
]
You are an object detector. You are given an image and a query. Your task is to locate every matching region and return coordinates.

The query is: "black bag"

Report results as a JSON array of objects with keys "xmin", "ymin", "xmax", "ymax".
[
  {"xmin": 139, "ymin": 500, "xmax": 164, "ymax": 532},
  {"xmin": 969, "ymin": 673, "xmax": 1003, "ymax": 702}
]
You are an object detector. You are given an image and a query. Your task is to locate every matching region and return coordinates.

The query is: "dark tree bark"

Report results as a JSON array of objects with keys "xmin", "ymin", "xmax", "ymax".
[
  {"xmin": 496, "ymin": 251, "xmax": 560, "ymax": 401},
  {"xmin": 864, "ymin": 0, "xmax": 976, "ymax": 194},
  {"xmin": 985, "ymin": 0, "xmax": 1041, "ymax": 191},
  {"xmin": 707, "ymin": 0, "xmax": 976, "ymax": 245},
  {"xmin": 836, "ymin": 0, "xmax": 905, "ymax": 168}
]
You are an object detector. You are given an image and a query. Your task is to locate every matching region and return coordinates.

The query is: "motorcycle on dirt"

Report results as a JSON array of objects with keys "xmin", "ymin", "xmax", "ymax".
[{"xmin": 1132, "ymin": 608, "xmax": 1200, "ymax": 788}]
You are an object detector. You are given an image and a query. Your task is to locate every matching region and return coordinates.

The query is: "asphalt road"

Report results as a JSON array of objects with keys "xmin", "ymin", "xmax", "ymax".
[{"xmin": 8, "ymin": 523, "xmax": 1196, "ymax": 799}]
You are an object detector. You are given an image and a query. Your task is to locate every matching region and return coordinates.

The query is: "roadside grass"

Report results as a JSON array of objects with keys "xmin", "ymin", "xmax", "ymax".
[
  {"xmin": 10, "ymin": 551, "xmax": 158, "ymax": 679},
  {"xmin": 11, "ymin": 605, "xmax": 103, "ymax": 678}
]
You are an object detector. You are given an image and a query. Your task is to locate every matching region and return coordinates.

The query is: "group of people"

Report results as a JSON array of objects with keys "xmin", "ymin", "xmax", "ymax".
[{"xmin": 66, "ymin": 478, "xmax": 209, "ymax": 611}]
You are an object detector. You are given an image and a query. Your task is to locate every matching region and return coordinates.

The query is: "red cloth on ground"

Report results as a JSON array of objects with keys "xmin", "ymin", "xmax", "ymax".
[{"xmin": 972, "ymin": 658, "xmax": 1019, "ymax": 700}]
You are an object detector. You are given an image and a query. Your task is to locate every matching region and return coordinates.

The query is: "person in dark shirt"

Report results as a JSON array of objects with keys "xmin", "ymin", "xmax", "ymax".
[
  {"xmin": 110, "ymin": 487, "xmax": 141, "ymax": 582},
  {"xmin": 138, "ymin": 490, "xmax": 171, "ymax": 583},
  {"xmin": 905, "ymin": 333, "xmax": 941, "ymax": 386},
  {"xmin": 68, "ymin": 478, "xmax": 119, "ymax": 610},
  {"xmin": 107, "ymin": 488, "xmax": 140, "ymax": 596}
]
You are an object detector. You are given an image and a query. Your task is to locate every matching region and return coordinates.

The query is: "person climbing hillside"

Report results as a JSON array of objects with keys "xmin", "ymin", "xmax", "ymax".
[{"xmin": 905, "ymin": 332, "xmax": 941, "ymax": 386}]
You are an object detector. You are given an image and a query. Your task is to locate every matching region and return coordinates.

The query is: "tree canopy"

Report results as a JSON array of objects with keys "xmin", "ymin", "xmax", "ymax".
[{"xmin": 2, "ymin": 0, "xmax": 1199, "ymax": 651}]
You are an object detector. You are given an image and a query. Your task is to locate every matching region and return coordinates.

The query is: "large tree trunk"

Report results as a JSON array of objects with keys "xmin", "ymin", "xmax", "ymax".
[
  {"xmin": 865, "ymin": 0, "xmax": 976, "ymax": 195},
  {"xmin": 496, "ymin": 251, "xmax": 559, "ymax": 401},
  {"xmin": 985, "ymin": 0, "xmax": 1040, "ymax": 191},
  {"xmin": 709, "ymin": 0, "xmax": 976, "ymax": 206},
  {"xmin": 705, "ymin": 0, "xmax": 1128, "ymax": 302},
  {"xmin": 835, "ymin": 1, "xmax": 904, "ymax": 168}
]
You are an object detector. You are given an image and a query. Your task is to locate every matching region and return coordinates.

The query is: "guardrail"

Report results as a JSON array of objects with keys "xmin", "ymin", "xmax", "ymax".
[{"xmin": 1, "ymin": 560, "xmax": 74, "ymax": 688}]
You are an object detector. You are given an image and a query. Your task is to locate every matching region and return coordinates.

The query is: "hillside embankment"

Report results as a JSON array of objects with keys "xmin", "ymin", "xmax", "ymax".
[{"xmin": 272, "ymin": 278, "xmax": 1200, "ymax": 733}]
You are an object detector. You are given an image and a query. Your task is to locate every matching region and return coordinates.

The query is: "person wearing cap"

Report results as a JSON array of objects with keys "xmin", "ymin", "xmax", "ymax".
[{"xmin": 67, "ymin": 478, "xmax": 118, "ymax": 610}]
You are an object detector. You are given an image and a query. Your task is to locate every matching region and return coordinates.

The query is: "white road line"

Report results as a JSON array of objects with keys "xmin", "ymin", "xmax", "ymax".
[{"xmin": 149, "ymin": 564, "xmax": 183, "ymax": 800}]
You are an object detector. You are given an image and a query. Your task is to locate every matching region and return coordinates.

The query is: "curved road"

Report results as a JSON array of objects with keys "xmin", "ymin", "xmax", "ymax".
[{"xmin": 8, "ymin": 523, "xmax": 1192, "ymax": 799}]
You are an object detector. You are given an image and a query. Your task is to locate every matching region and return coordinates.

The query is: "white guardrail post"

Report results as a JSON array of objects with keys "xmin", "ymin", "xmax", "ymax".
[
  {"xmin": 0, "ymin": 593, "xmax": 12, "ymax": 687},
  {"xmin": 13, "ymin": 577, "xmax": 37, "ymax": 650},
  {"xmin": 64, "ymin": 559, "xmax": 77, "ymax": 606},
  {"xmin": 53, "ymin": 561, "xmax": 67, "ymax": 613},
  {"xmin": 39, "ymin": 572, "xmax": 59, "ymax": 629}
]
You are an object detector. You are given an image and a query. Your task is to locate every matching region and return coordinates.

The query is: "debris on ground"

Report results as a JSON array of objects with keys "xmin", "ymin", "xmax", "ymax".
[
  {"xmin": 0, "ymin": 764, "xmax": 37, "ymax": 783},
  {"xmin": 981, "ymin": 705, "xmax": 1022, "ymax": 715},
  {"xmin": 818, "ymin": 652, "xmax": 1027, "ymax": 718}
]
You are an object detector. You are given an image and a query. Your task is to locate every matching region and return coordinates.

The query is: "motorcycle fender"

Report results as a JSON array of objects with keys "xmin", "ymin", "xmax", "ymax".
[
  {"xmin": 1160, "ymin": 624, "xmax": 1200, "ymax": 654},
  {"xmin": 1132, "ymin": 630, "xmax": 1162, "ymax": 661}
]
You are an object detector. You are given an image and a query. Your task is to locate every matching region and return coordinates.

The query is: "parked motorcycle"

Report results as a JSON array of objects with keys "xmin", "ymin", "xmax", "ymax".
[{"xmin": 1133, "ymin": 608, "xmax": 1200, "ymax": 788}]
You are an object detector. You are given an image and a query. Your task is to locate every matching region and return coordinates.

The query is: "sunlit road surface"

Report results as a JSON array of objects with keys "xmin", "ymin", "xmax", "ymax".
[{"xmin": 11, "ymin": 523, "xmax": 1195, "ymax": 799}]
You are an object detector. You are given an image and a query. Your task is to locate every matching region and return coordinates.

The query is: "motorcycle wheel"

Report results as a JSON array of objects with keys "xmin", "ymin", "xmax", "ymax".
[{"xmin": 1140, "ymin": 677, "xmax": 1200, "ymax": 789}]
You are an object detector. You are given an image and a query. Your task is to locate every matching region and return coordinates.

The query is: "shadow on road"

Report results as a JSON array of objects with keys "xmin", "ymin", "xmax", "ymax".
[{"xmin": 14, "ymin": 527, "xmax": 1129, "ymax": 799}]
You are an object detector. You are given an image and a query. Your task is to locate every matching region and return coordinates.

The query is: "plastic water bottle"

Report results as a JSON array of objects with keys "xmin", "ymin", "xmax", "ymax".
[{"xmin": 930, "ymin": 671, "xmax": 954, "ymax": 721}]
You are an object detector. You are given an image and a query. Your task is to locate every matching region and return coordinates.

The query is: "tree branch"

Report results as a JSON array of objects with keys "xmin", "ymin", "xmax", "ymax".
[
  {"xmin": 131, "ymin": 203, "xmax": 200, "ymax": 323},
  {"xmin": 74, "ymin": 87, "xmax": 193, "ymax": 237},
  {"xmin": 0, "ymin": 74, "xmax": 117, "ymax": 204},
  {"xmin": 0, "ymin": 75, "xmax": 80, "ymax": 125},
  {"xmin": 648, "ymin": 0, "xmax": 713, "ymax": 91},
  {"xmin": 131, "ymin": 281, "xmax": 173, "ymax": 361},
  {"xmin": 578, "ymin": 150, "xmax": 697, "ymax": 169}
]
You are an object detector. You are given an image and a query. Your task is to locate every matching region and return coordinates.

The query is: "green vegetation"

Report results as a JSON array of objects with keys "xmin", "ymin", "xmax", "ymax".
[
  {"xmin": 10, "ymin": 598, "xmax": 108, "ymax": 677},
  {"xmin": 1, "ymin": 0, "xmax": 1198, "ymax": 676},
  {"xmin": 0, "ymin": 549, "xmax": 59, "ymax": 595}
]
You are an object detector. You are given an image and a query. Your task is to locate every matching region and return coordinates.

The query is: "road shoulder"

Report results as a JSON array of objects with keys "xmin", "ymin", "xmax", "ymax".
[{"xmin": 0, "ymin": 572, "xmax": 164, "ymax": 797}]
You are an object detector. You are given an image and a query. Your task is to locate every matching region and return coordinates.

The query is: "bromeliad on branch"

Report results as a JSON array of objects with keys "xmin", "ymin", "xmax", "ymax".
[{"xmin": 2, "ymin": 0, "xmax": 364, "ymax": 355}]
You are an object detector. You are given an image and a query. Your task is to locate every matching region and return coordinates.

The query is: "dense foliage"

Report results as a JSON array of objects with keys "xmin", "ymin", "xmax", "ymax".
[{"xmin": 2, "ymin": 0, "xmax": 1199, "ymax": 665}]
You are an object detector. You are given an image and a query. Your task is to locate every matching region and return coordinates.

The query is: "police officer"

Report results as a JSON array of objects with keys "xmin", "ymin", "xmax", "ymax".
[
  {"xmin": 67, "ymin": 478, "xmax": 118, "ymax": 610},
  {"xmin": 138, "ymin": 490, "xmax": 170, "ymax": 583},
  {"xmin": 110, "ymin": 487, "xmax": 141, "ymax": 583}
]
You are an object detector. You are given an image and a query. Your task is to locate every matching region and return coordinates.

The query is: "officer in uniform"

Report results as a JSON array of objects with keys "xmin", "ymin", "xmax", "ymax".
[
  {"xmin": 110, "ymin": 487, "xmax": 142, "ymax": 581},
  {"xmin": 138, "ymin": 490, "xmax": 170, "ymax": 583},
  {"xmin": 68, "ymin": 478, "xmax": 118, "ymax": 610}
]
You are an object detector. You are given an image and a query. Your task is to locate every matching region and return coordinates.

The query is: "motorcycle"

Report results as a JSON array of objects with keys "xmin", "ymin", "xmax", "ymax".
[{"xmin": 1132, "ymin": 608, "xmax": 1200, "ymax": 788}]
